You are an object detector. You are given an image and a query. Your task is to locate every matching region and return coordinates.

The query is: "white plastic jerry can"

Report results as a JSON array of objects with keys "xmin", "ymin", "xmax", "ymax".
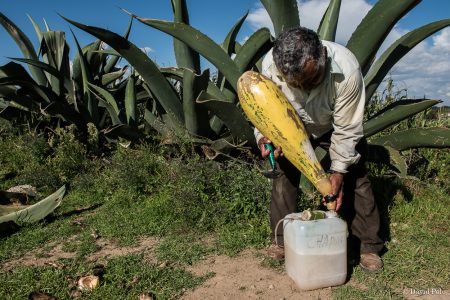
[{"xmin": 283, "ymin": 212, "xmax": 348, "ymax": 290}]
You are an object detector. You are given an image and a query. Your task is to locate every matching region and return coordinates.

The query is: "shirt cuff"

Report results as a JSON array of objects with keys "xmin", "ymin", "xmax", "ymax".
[
  {"xmin": 330, "ymin": 160, "xmax": 349, "ymax": 174},
  {"xmin": 254, "ymin": 130, "xmax": 264, "ymax": 146}
]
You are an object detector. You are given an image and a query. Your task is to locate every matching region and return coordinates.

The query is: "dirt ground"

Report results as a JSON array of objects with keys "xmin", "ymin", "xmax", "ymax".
[
  {"xmin": 5, "ymin": 238, "xmax": 447, "ymax": 299},
  {"xmin": 1, "ymin": 240, "xmax": 333, "ymax": 299},
  {"xmin": 183, "ymin": 249, "xmax": 333, "ymax": 300}
]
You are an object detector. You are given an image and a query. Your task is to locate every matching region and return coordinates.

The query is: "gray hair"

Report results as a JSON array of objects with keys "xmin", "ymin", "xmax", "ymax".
[{"xmin": 273, "ymin": 27, "xmax": 327, "ymax": 89}]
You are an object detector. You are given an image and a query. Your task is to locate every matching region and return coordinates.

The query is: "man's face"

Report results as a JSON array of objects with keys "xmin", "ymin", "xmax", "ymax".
[{"xmin": 282, "ymin": 60, "xmax": 326, "ymax": 91}]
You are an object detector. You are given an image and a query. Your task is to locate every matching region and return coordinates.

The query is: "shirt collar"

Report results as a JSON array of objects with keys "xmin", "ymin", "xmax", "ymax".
[
  {"xmin": 329, "ymin": 56, "xmax": 343, "ymax": 75},
  {"xmin": 304, "ymin": 54, "xmax": 341, "ymax": 101}
]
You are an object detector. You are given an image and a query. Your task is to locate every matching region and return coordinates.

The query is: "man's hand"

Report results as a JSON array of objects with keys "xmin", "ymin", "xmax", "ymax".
[
  {"xmin": 258, "ymin": 137, "xmax": 283, "ymax": 160},
  {"xmin": 329, "ymin": 172, "xmax": 344, "ymax": 211}
]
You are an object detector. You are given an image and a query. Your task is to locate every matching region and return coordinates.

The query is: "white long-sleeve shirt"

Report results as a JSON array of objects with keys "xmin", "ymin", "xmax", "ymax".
[{"xmin": 254, "ymin": 40, "xmax": 366, "ymax": 173}]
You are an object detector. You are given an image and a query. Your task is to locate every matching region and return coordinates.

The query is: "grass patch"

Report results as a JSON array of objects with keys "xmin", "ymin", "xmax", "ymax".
[
  {"xmin": 0, "ymin": 254, "xmax": 207, "ymax": 299},
  {"xmin": 1, "ymin": 124, "xmax": 448, "ymax": 299},
  {"xmin": 155, "ymin": 234, "xmax": 214, "ymax": 266},
  {"xmin": 332, "ymin": 182, "xmax": 449, "ymax": 299}
]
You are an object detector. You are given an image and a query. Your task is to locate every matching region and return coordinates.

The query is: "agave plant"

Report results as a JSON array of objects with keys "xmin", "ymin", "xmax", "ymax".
[
  {"xmin": 5, "ymin": 1, "xmax": 447, "ymax": 168},
  {"xmin": 62, "ymin": 0, "xmax": 277, "ymax": 156},
  {"xmin": 0, "ymin": 13, "xmax": 146, "ymax": 142},
  {"xmin": 124, "ymin": 0, "xmax": 449, "ymax": 173}
]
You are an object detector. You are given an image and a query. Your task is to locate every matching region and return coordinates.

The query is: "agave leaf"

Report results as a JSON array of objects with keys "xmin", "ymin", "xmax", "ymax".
[
  {"xmin": 260, "ymin": 0, "xmax": 300, "ymax": 37},
  {"xmin": 0, "ymin": 77, "xmax": 56, "ymax": 103},
  {"xmin": 43, "ymin": 18, "xmax": 50, "ymax": 31},
  {"xmin": 160, "ymin": 67, "xmax": 229, "ymax": 101},
  {"xmin": 6, "ymin": 90, "xmax": 37, "ymax": 111},
  {"xmin": 9, "ymin": 57, "xmax": 61, "ymax": 79},
  {"xmin": 234, "ymin": 28, "xmax": 272, "ymax": 72},
  {"xmin": 317, "ymin": 0, "xmax": 341, "ymax": 41},
  {"xmin": 370, "ymin": 127, "xmax": 450, "ymax": 151},
  {"xmin": 8, "ymin": 57, "xmax": 70, "ymax": 96},
  {"xmin": 223, "ymin": 12, "xmax": 248, "ymax": 56},
  {"xmin": 41, "ymin": 31, "xmax": 69, "ymax": 72},
  {"xmin": 72, "ymin": 41, "xmax": 96, "ymax": 82},
  {"xmin": 366, "ymin": 144, "xmax": 408, "ymax": 175},
  {"xmin": 86, "ymin": 40, "xmax": 104, "ymax": 74},
  {"xmin": 27, "ymin": 14, "xmax": 43, "ymax": 43},
  {"xmin": 71, "ymin": 29, "xmax": 99, "ymax": 125},
  {"xmin": 0, "ymin": 85, "xmax": 17, "ymax": 97},
  {"xmin": 0, "ymin": 61, "xmax": 35, "ymax": 81},
  {"xmin": 40, "ymin": 31, "xmax": 71, "ymax": 96},
  {"xmin": 104, "ymin": 16, "xmax": 133, "ymax": 74},
  {"xmin": 96, "ymin": 49, "xmax": 121, "ymax": 56},
  {"xmin": 125, "ymin": 74, "xmax": 137, "ymax": 126},
  {"xmin": 365, "ymin": 19, "xmax": 450, "ymax": 100},
  {"xmin": 160, "ymin": 66, "xmax": 184, "ymax": 81},
  {"xmin": 0, "ymin": 186, "xmax": 65, "ymax": 225},
  {"xmin": 171, "ymin": 0, "xmax": 201, "ymax": 73},
  {"xmin": 202, "ymin": 136, "xmax": 248, "ymax": 160},
  {"xmin": 87, "ymin": 83, "xmax": 121, "ymax": 125},
  {"xmin": 364, "ymin": 99, "xmax": 441, "ymax": 137},
  {"xmin": 9, "ymin": 56, "xmax": 77, "ymax": 108},
  {"xmin": 144, "ymin": 108, "xmax": 175, "ymax": 138},
  {"xmin": 215, "ymin": 12, "xmax": 249, "ymax": 92},
  {"xmin": 183, "ymin": 69, "xmax": 211, "ymax": 136},
  {"xmin": 196, "ymin": 91, "xmax": 255, "ymax": 146},
  {"xmin": 0, "ymin": 12, "xmax": 47, "ymax": 86},
  {"xmin": 62, "ymin": 15, "xmax": 185, "ymax": 128},
  {"xmin": 160, "ymin": 66, "xmax": 228, "ymax": 135},
  {"xmin": 385, "ymin": 146, "xmax": 407, "ymax": 176},
  {"xmin": 346, "ymin": 0, "xmax": 421, "ymax": 75},
  {"xmin": 130, "ymin": 15, "xmax": 241, "ymax": 91},
  {"xmin": 0, "ymin": 106, "xmax": 29, "ymax": 121},
  {"xmin": 100, "ymin": 66, "xmax": 128, "ymax": 86},
  {"xmin": 72, "ymin": 40, "xmax": 103, "ymax": 84}
]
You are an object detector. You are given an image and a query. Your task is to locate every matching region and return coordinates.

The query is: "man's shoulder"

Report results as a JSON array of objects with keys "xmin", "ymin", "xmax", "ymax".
[
  {"xmin": 322, "ymin": 40, "xmax": 360, "ymax": 75},
  {"xmin": 261, "ymin": 49, "xmax": 275, "ymax": 76},
  {"xmin": 261, "ymin": 49, "xmax": 284, "ymax": 83}
]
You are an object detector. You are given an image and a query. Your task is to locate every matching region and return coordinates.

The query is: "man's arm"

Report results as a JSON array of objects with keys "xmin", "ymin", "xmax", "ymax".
[{"xmin": 329, "ymin": 68, "xmax": 366, "ymax": 173}]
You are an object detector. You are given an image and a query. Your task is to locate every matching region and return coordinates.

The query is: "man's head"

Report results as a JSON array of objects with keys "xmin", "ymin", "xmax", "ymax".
[{"xmin": 273, "ymin": 26, "xmax": 327, "ymax": 91}]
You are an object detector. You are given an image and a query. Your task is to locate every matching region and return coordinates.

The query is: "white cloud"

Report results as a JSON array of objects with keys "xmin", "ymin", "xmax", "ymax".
[
  {"xmin": 248, "ymin": 0, "xmax": 371, "ymax": 44},
  {"xmin": 141, "ymin": 46, "xmax": 154, "ymax": 55},
  {"xmin": 433, "ymin": 27, "xmax": 450, "ymax": 51},
  {"xmin": 247, "ymin": 0, "xmax": 450, "ymax": 105},
  {"xmin": 247, "ymin": 5, "xmax": 272, "ymax": 33},
  {"xmin": 390, "ymin": 28, "xmax": 450, "ymax": 104}
]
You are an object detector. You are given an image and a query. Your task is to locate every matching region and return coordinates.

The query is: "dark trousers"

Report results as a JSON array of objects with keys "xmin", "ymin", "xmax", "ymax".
[{"xmin": 271, "ymin": 133, "xmax": 384, "ymax": 254}]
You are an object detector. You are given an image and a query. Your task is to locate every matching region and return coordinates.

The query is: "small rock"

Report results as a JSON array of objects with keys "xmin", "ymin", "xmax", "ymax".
[
  {"xmin": 158, "ymin": 261, "xmax": 167, "ymax": 268},
  {"xmin": 77, "ymin": 275, "xmax": 100, "ymax": 291},
  {"xmin": 90, "ymin": 230, "xmax": 100, "ymax": 239},
  {"xmin": 269, "ymin": 284, "xmax": 274, "ymax": 289},
  {"xmin": 7, "ymin": 185, "xmax": 37, "ymax": 197},
  {"xmin": 139, "ymin": 293, "xmax": 153, "ymax": 300}
]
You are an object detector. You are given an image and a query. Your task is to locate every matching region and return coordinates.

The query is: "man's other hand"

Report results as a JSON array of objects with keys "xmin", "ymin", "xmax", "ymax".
[
  {"xmin": 330, "ymin": 172, "xmax": 344, "ymax": 211},
  {"xmin": 258, "ymin": 137, "xmax": 283, "ymax": 160}
]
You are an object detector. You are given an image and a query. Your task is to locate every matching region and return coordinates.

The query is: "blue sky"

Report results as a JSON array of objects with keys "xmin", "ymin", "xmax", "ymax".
[{"xmin": 1, "ymin": 0, "xmax": 450, "ymax": 105}]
